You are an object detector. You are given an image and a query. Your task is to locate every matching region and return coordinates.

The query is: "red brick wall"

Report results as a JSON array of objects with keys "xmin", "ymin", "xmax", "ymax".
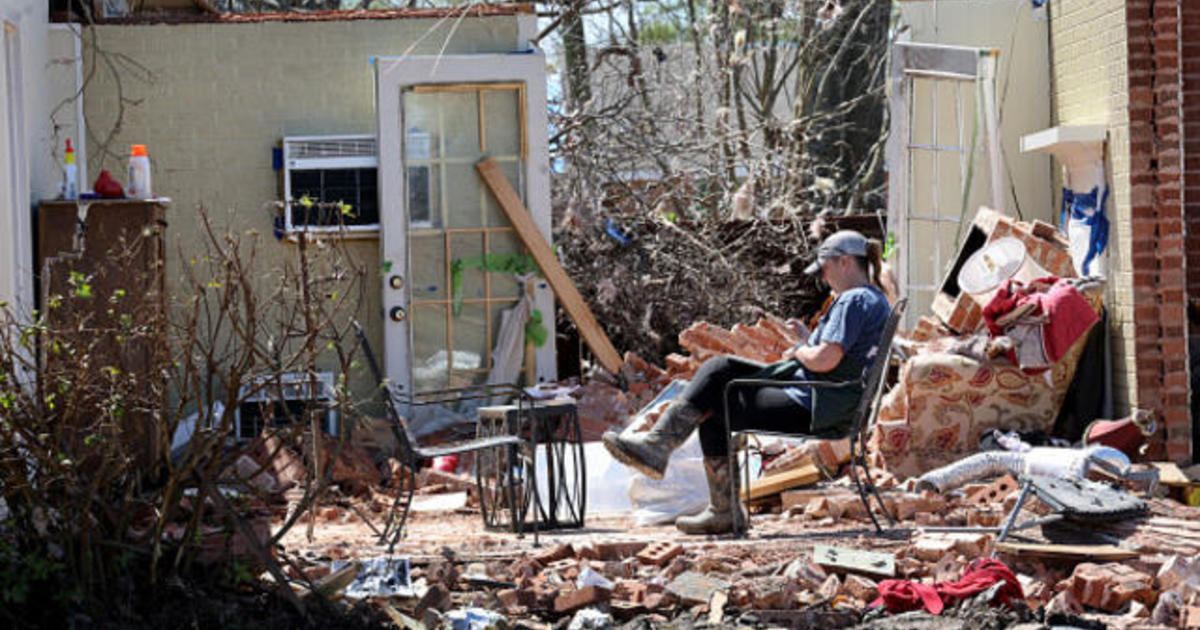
[
  {"xmin": 1127, "ymin": 0, "xmax": 1191, "ymax": 462},
  {"xmin": 1183, "ymin": 0, "xmax": 1200, "ymax": 462}
]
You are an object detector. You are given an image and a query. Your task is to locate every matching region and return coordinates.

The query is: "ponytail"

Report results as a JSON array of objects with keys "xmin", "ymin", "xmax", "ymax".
[{"xmin": 858, "ymin": 239, "xmax": 885, "ymax": 291}]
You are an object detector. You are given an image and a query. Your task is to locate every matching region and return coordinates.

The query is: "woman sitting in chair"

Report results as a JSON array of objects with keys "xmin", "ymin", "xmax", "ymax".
[{"xmin": 602, "ymin": 230, "xmax": 893, "ymax": 534}]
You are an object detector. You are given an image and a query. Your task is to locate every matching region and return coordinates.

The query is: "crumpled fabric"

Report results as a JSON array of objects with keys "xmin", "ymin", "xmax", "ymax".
[
  {"xmin": 871, "ymin": 558, "xmax": 1024, "ymax": 615},
  {"xmin": 982, "ymin": 278, "xmax": 1098, "ymax": 371}
]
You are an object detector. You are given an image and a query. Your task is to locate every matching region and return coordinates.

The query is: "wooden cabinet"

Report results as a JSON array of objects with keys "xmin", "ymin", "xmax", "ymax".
[{"xmin": 36, "ymin": 200, "xmax": 169, "ymax": 469}]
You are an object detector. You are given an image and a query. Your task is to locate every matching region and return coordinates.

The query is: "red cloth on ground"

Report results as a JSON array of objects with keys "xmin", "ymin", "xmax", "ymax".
[
  {"xmin": 982, "ymin": 277, "xmax": 1098, "ymax": 365},
  {"xmin": 936, "ymin": 558, "xmax": 1024, "ymax": 608},
  {"xmin": 872, "ymin": 579, "xmax": 944, "ymax": 614},
  {"xmin": 870, "ymin": 558, "xmax": 1024, "ymax": 615}
]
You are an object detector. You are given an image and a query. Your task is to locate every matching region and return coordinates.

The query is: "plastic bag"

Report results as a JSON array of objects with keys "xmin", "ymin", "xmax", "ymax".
[
  {"xmin": 628, "ymin": 432, "xmax": 709, "ymax": 526},
  {"xmin": 618, "ymin": 380, "xmax": 710, "ymax": 525}
]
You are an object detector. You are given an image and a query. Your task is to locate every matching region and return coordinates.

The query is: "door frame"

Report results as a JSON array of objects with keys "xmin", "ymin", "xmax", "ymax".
[
  {"xmin": 375, "ymin": 53, "xmax": 555, "ymax": 394},
  {"xmin": 885, "ymin": 42, "xmax": 1002, "ymax": 327}
]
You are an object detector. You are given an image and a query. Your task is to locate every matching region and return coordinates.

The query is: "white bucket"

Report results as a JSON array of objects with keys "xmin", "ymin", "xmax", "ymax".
[{"xmin": 957, "ymin": 237, "xmax": 1051, "ymax": 306}]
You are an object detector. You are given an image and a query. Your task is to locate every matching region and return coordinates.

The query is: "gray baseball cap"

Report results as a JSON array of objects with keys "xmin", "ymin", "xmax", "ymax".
[{"xmin": 804, "ymin": 230, "xmax": 869, "ymax": 275}]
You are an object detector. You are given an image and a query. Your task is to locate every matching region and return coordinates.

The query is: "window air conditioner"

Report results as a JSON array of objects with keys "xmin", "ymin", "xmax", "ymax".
[
  {"xmin": 282, "ymin": 134, "xmax": 379, "ymax": 234},
  {"xmin": 235, "ymin": 371, "xmax": 337, "ymax": 440}
]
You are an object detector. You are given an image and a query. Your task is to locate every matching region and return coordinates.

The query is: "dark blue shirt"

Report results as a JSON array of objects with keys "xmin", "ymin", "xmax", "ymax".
[{"xmin": 784, "ymin": 284, "xmax": 891, "ymax": 409}]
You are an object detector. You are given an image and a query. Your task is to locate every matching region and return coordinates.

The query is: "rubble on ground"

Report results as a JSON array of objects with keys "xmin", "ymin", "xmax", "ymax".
[{"xmin": 234, "ymin": 423, "xmax": 1200, "ymax": 629}]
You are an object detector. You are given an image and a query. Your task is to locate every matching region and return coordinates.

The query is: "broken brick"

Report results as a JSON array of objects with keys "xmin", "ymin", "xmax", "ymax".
[
  {"xmin": 1068, "ymin": 562, "xmax": 1156, "ymax": 613},
  {"xmin": 415, "ymin": 583, "xmax": 450, "ymax": 618},
  {"xmin": 595, "ymin": 540, "xmax": 649, "ymax": 560},
  {"xmin": 637, "ymin": 541, "xmax": 683, "ymax": 566},
  {"xmin": 818, "ymin": 574, "xmax": 842, "ymax": 600},
  {"xmin": 912, "ymin": 536, "xmax": 956, "ymax": 562},
  {"xmin": 842, "ymin": 575, "xmax": 878, "ymax": 602},
  {"xmin": 534, "ymin": 543, "xmax": 574, "ymax": 565},
  {"xmin": 554, "ymin": 586, "xmax": 611, "ymax": 614},
  {"xmin": 966, "ymin": 474, "xmax": 1018, "ymax": 508}
]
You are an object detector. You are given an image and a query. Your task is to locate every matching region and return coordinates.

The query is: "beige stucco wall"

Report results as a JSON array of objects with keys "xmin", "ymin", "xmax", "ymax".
[
  {"xmin": 1047, "ymin": 0, "xmax": 1134, "ymax": 413},
  {"xmin": 81, "ymin": 16, "xmax": 527, "ymax": 409},
  {"xmin": 896, "ymin": 0, "xmax": 1054, "ymax": 225}
]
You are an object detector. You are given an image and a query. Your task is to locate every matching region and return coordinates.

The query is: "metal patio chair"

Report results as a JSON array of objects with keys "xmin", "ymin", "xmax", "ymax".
[
  {"xmin": 352, "ymin": 320, "xmax": 538, "ymax": 551},
  {"xmin": 723, "ymin": 298, "xmax": 907, "ymax": 536}
]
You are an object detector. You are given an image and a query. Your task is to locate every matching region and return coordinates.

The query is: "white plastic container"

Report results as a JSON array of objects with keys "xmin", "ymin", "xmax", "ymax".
[{"xmin": 126, "ymin": 144, "xmax": 153, "ymax": 200}]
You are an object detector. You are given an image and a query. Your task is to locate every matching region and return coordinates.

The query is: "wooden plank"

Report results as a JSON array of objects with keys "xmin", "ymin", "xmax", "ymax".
[
  {"xmin": 1153, "ymin": 462, "xmax": 1200, "ymax": 487},
  {"xmin": 477, "ymin": 158, "xmax": 622, "ymax": 373},
  {"xmin": 813, "ymin": 544, "xmax": 896, "ymax": 578},
  {"xmin": 994, "ymin": 542, "xmax": 1139, "ymax": 562},
  {"xmin": 741, "ymin": 464, "xmax": 822, "ymax": 501}
]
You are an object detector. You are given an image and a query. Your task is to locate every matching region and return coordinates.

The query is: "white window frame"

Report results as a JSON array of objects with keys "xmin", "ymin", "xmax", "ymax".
[{"xmin": 281, "ymin": 134, "xmax": 380, "ymax": 237}]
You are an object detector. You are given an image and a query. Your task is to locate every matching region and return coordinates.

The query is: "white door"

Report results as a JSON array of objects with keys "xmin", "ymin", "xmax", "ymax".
[
  {"xmin": 375, "ymin": 55, "xmax": 555, "ymax": 406},
  {"xmin": 886, "ymin": 43, "xmax": 1002, "ymax": 326}
]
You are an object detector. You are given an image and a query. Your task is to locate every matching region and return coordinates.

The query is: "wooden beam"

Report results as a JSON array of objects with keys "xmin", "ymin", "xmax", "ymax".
[
  {"xmin": 476, "ymin": 158, "xmax": 623, "ymax": 373},
  {"xmin": 994, "ymin": 542, "xmax": 1139, "ymax": 562},
  {"xmin": 741, "ymin": 464, "xmax": 822, "ymax": 501}
]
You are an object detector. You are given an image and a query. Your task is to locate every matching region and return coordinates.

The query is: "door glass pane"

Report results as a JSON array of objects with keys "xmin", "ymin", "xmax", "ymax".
[
  {"xmin": 410, "ymin": 233, "xmax": 446, "ymax": 299},
  {"xmin": 403, "ymin": 92, "xmax": 441, "ymax": 160},
  {"xmin": 910, "ymin": 289, "xmax": 935, "ymax": 324},
  {"xmin": 935, "ymin": 80, "xmax": 962, "ymax": 148},
  {"xmin": 488, "ymin": 230, "xmax": 524, "ymax": 299},
  {"xmin": 453, "ymin": 303, "xmax": 488, "ymax": 375},
  {"xmin": 938, "ymin": 222, "xmax": 961, "ymax": 282},
  {"xmin": 442, "ymin": 92, "xmax": 481, "ymax": 159},
  {"xmin": 910, "ymin": 150, "xmax": 934, "ymax": 216},
  {"xmin": 450, "ymin": 232, "xmax": 485, "ymax": 302},
  {"xmin": 910, "ymin": 78, "xmax": 934, "ymax": 146},
  {"xmin": 484, "ymin": 89, "xmax": 521, "ymax": 156},
  {"xmin": 909, "ymin": 219, "xmax": 938, "ymax": 288},
  {"xmin": 411, "ymin": 304, "xmax": 449, "ymax": 392},
  {"xmin": 937, "ymin": 150, "xmax": 964, "ymax": 220},
  {"xmin": 407, "ymin": 164, "xmax": 439, "ymax": 227},
  {"xmin": 446, "ymin": 163, "xmax": 484, "ymax": 228}
]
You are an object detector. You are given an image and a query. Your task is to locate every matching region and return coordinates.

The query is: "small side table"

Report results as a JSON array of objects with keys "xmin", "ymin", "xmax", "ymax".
[{"xmin": 477, "ymin": 399, "xmax": 586, "ymax": 531}]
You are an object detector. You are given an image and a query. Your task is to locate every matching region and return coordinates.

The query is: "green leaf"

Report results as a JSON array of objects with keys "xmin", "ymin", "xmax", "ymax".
[{"xmin": 525, "ymin": 309, "xmax": 547, "ymax": 347}]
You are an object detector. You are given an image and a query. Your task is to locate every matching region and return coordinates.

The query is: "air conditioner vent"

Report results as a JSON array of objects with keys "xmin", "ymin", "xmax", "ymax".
[{"xmin": 286, "ymin": 136, "xmax": 377, "ymax": 161}]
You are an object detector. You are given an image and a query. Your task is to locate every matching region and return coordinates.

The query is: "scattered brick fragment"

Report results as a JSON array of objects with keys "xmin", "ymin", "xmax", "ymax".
[
  {"xmin": 637, "ymin": 541, "xmax": 683, "ymax": 567},
  {"xmin": 554, "ymin": 586, "xmax": 611, "ymax": 614}
]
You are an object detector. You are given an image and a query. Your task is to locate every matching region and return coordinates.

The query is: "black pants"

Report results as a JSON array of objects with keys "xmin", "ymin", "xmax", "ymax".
[{"xmin": 682, "ymin": 356, "xmax": 812, "ymax": 457}]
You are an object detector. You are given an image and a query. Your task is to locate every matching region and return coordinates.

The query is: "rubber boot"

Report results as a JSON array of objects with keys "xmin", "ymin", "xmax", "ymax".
[
  {"xmin": 675, "ymin": 456, "xmax": 744, "ymax": 535},
  {"xmin": 601, "ymin": 400, "xmax": 707, "ymax": 480}
]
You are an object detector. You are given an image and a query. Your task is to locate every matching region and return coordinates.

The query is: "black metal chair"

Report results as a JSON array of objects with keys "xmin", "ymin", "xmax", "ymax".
[
  {"xmin": 351, "ymin": 320, "xmax": 538, "ymax": 551},
  {"xmin": 722, "ymin": 298, "xmax": 907, "ymax": 536}
]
